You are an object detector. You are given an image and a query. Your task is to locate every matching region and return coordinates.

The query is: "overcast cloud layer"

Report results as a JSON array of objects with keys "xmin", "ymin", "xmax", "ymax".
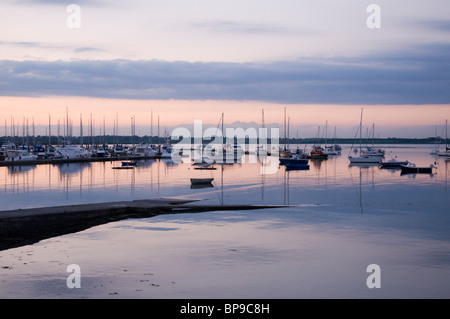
[
  {"xmin": 1, "ymin": 0, "xmax": 449, "ymax": 106},
  {"xmin": 1, "ymin": 42, "xmax": 449, "ymax": 104}
]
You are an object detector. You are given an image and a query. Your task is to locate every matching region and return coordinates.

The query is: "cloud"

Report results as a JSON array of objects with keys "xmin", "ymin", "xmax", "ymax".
[
  {"xmin": 0, "ymin": 43, "xmax": 448, "ymax": 104},
  {"xmin": 13, "ymin": 0, "xmax": 106, "ymax": 6},
  {"xmin": 422, "ymin": 20, "xmax": 450, "ymax": 32},
  {"xmin": 0, "ymin": 41, "xmax": 105, "ymax": 54},
  {"xmin": 190, "ymin": 20, "xmax": 297, "ymax": 35},
  {"xmin": 73, "ymin": 47, "xmax": 105, "ymax": 53}
]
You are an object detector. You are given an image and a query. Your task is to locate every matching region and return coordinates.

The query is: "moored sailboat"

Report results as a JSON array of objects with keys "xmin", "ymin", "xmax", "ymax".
[
  {"xmin": 400, "ymin": 162, "xmax": 436, "ymax": 174},
  {"xmin": 348, "ymin": 108, "xmax": 382, "ymax": 164}
]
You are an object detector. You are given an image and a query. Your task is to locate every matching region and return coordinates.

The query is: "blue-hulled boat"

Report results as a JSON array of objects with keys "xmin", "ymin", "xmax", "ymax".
[
  {"xmin": 286, "ymin": 163, "xmax": 310, "ymax": 170},
  {"xmin": 122, "ymin": 161, "xmax": 137, "ymax": 167},
  {"xmin": 279, "ymin": 155, "xmax": 308, "ymax": 165}
]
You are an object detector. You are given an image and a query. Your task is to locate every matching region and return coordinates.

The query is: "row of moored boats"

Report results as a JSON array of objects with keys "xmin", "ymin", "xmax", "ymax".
[{"xmin": 0, "ymin": 142, "xmax": 175, "ymax": 162}]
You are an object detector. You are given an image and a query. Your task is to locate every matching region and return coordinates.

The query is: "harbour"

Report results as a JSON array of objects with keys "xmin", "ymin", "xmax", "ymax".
[
  {"xmin": 1, "ymin": 0, "xmax": 449, "ymax": 306},
  {"xmin": 1, "ymin": 144, "xmax": 449, "ymax": 298}
]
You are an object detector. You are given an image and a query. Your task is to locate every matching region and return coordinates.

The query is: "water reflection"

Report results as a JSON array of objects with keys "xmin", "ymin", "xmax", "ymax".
[
  {"xmin": 1, "ymin": 145, "xmax": 450, "ymax": 299},
  {"xmin": 0, "ymin": 145, "xmax": 449, "ymax": 212}
]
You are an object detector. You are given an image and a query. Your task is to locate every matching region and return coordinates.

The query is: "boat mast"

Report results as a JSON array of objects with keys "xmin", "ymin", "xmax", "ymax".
[
  {"xmin": 444, "ymin": 118, "xmax": 448, "ymax": 151},
  {"xmin": 80, "ymin": 113, "xmax": 83, "ymax": 147},
  {"xmin": 372, "ymin": 123, "xmax": 375, "ymax": 148},
  {"xmin": 359, "ymin": 108, "xmax": 363, "ymax": 155},
  {"xmin": 284, "ymin": 107, "xmax": 287, "ymax": 151},
  {"xmin": 48, "ymin": 114, "xmax": 51, "ymax": 146},
  {"xmin": 261, "ymin": 109, "xmax": 265, "ymax": 148}
]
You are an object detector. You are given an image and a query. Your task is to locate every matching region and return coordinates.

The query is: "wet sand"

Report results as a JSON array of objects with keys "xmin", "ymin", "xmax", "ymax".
[{"xmin": 0, "ymin": 198, "xmax": 288, "ymax": 251}]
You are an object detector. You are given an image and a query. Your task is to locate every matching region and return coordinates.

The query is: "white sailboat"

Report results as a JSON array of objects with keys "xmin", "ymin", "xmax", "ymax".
[
  {"xmin": 348, "ymin": 109, "xmax": 382, "ymax": 164},
  {"xmin": 323, "ymin": 121, "xmax": 339, "ymax": 156},
  {"xmin": 437, "ymin": 119, "xmax": 450, "ymax": 157}
]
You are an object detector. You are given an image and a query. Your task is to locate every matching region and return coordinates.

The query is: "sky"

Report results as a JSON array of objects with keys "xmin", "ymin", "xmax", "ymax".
[{"xmin": 0, "ymin": 0, "xmax": 449, "ymax": 138}]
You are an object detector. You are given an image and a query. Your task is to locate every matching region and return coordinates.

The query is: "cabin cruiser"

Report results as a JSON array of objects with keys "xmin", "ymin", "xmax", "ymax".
[
  {"xmin": 159, "ymin": 143, "xmax": 181, "ymax": 159},
  {"xmin": 32, "ymin": 145, "xmax": 47, "ymax": 159},
  {"xmin": 113, "ymin": 144, "xmax": 128, "ymax": 156},
  {"xmin": 133, "ymin": 144, "xmax": 157, "ymax": 158},
  {"xmin": 91, "ymin": 145, "xmax": 108, "ymax": 158},
  {"xmin": 322, "ymin": 146, "xmax": 339, "ymax": 156},
  {"xmin": 310, "ymin": 146, "xmax": 328, "ymax": 159},
  {"xmin": 379, "ymin": 157, "xmax": 409, "ymax": 168},
  {"xmin": 5, "ymin": 149, "xmax": 38, "ymax": 161},
  {"xmin": 56, "ymin": 144, "xmax": 91, "ymax": 159},
  {"xmin": 1, "ymin": 142, "xmax": 16, "ymax": 161}
]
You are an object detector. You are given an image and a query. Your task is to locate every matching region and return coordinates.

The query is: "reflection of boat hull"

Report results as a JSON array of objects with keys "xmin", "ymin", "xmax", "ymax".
[
  {"xmin": 190, "ymin": 183, "xmax": 214, "ymax": 189},
  {"xmin": 400, "ymin": 164, "xmax": 434, "ymax": 174},
  {"xmin": 437, "ymin": 151, "xmax": 450, "ymax": 157},
  {"xmin": 286, "ymin": 163, "xmax": 310, "ymax": 170},
  {"xmin": 190, "ymin": 178, "xmax": 214, "ymax": 185}
]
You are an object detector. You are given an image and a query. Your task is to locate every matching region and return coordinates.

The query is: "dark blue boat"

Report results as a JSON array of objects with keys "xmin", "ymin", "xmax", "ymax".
[
  {"xmin": 400, "ymin": 163, "xmax": 435, "ymax": 174},
  {"xmin": 286, "ymin": 163, "xmax": 310, "ymax": 170},
  {"xmin": 279, "ymin": 157, "xmax": 308, "ymax": 165},
  {"xmin": 122, "ymin": 161, "xmax": 137, "ymax": 167}
]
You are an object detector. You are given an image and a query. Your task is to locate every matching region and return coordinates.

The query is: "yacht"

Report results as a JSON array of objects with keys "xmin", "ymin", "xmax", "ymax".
[
  {"xmin": 1, "ymin": 142, "xmax": 16, "ymax": 160},
  {"xmin": 361, "ymin": 147, "xmax": 385, "ymax": 157},
  {"xmin": 310, "ymin": 146, "xmax": 328, "ymax": 159},
  {"xmin": 56, "ymin": 144, "xmax": 91, "ymax": 159},
  {"xmin": 348, "ymin": 154, "xmax": 382, "ymax": 163},
  {"xmin": 92, "ymin": 145, "xmax": 108, "ymax": 158},
  {"xmin": 113, "ymin": 144, "xmax": 128, "ymax": 156},
  {"xmin": 323, "ymin": 146, "xmax": 339, "ymax": 156},
  {"xmin": 348, "ymin": 108, "xmax": 382, "ymax": 164},
  {"xmin": 133, "ymin": 144, "xmax": 157, "ymax": 158},
  {"xmin": 5, "ymin": 149, "xmax": 38, "ymax": 161},
  {"xmin": 32, "ymin": 145, "xmax": 47, "ymax": 159},
  {"xmin": 160, "ymin": 144, "xmax": 173, "ymax": 158}
]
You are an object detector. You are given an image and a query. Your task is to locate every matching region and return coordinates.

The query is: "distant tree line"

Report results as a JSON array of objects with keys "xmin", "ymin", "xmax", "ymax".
[{"xmin": 2, "ymin": 135, "xmax": 447, "ymax": 146}]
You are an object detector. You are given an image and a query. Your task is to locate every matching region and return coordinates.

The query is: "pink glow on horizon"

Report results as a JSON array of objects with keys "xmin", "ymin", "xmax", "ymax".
[{"xmin": 0, "ymin": 96, "xmax": 449, "ymax": 137}]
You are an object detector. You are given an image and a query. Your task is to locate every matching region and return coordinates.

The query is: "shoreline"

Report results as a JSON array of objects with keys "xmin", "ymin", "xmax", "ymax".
[
  {"xmin": 0, "ymin": 155, "xmax": 159, "ymax": 167},
  {"xmin": 0, "ymin": 198, "xmax": 289, "ymax": 252}
]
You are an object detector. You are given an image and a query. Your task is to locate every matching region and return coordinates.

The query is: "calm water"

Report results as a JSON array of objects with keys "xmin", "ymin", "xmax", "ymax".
[{"xmin": 0, "ymin": 144, "xmax": 449, "ymax": 299}]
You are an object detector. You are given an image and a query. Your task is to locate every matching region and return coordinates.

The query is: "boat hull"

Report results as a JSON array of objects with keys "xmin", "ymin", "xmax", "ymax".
[
  {"xmin": 122, "ymin": 161, "xmax": 137, "ymax": 166},
  {"xmin": 279, "ymin": 158, "xmax": 308, "ymax": 165},
  {"xmin": 400, "ymin": 165, "xmax": 433, "ymax": 174},
  {"xmin": 285, "ymin": 163, "xmax": 310, "ymax": 170},
  {"xmin": 348, "ymin": 156, "xmax": 381, "ymax": 163},
  {"xmin": 380, "ymin": 160, "xmax": 409, "ymax": 168}
]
